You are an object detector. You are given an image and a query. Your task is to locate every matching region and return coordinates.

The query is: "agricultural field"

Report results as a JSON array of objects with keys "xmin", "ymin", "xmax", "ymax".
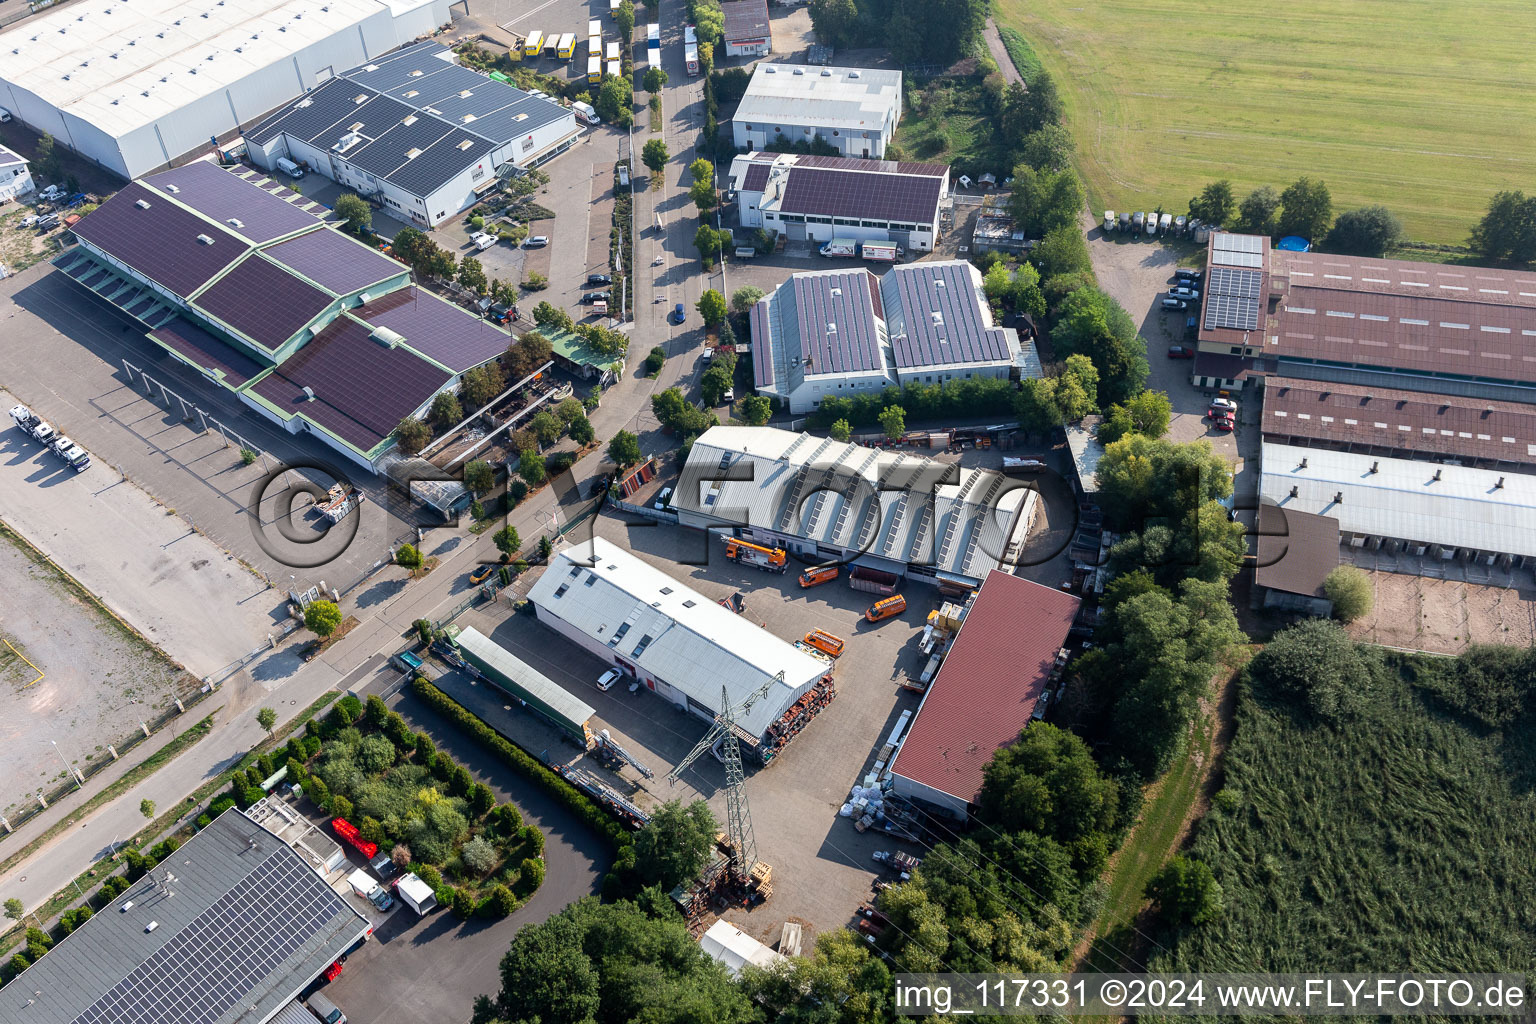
[{"xmin": 994, "ymin": 0, "xmax": 1536, "ymax": 245}]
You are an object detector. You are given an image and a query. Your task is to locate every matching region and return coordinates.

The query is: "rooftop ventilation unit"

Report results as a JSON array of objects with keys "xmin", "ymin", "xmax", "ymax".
[
  {"xmin": 765, "ymin": 66, "xmax": 776, "ymax": 73},
  {"xmin": 134, "ymin": 198, "xmax": 151, "ymax": 209},
  {"xmin": 370, "ymin": 326, "xmax": 405, "ymax": 348},
  {"xmin": 227, "ymin": 217, "xmax": 244, "ymax": 228},
  {"xmin": 462, "ymin": 113, "xmax": 476, "ymax": 123},
  {"xmin": 1333, "ymin": 491, "xmax": 1343, "ymax": 503},
  {"xmin": 1289, "ymin": 485, "xmax": 1298, "ymax": 498},
  {"xmin": 363, "ymin": 63, "xmax": 379, "ymax": 72},
  {"xmin": 349, "ymin": 121, "xmax": 364, "ymax": 132},
  {"xmin": 1433, "ymin": 468, "xmax": 1442, "ymax": 481},
  {"xmin": 196, "ymin": 234, "xmax": 214, "ymax": 245},
  {"xmin": 145, "ymin": 922, "xmax": 158, "ymax": 933},
  {"xmin": 793, "ymin": 68, "xmax": 804, "ymax": 75},
  {"xmin": 354, "ymin": 93, "xmax": 368, "ymax": 104},
  {"xmin": 829, "ymin": 287, "xmax": 842, "ymax": 297},
  {"xmin": 849, "ymin": 70, "xmax": 861, "ymax": 78},
  {"xmin": 457, "ymin": 139, "xmax": 474, "ymax": 150},
  {"xmin": 302, "ymin": 386, "xmax": 316, "ymax": 402},
  {"xmin": 821, "ymin": 69, "xmax": 831, "ymax": 76},
  {"xmin": 931, "ymin": 312, "xmax": 944, "ymax": 327},
  {"xmin": 459, "ymin": 89, "xmax": 473, "ymax": 98},
  {"xmin": 826, "ymin": 322, "xmax": 837, "ymax": 334},
  {"xmin": 1496, "ymin": 476, "xmax": 1505, "ymax": 489}
]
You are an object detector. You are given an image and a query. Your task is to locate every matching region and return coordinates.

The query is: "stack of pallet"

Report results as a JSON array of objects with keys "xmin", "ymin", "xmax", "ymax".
[{"xmin": 761, "ymin": 677, "xmax": 838, "ymax": 762}]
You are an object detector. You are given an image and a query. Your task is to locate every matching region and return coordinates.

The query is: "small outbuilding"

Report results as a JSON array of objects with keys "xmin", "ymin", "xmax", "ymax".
[
  {"xmin": 700, "ymin": 919, "xmax": 786, "ymax": 976},
  {"xmin": 1253, "ymin": 503, "xmax": 1340, "ymax": 616}
]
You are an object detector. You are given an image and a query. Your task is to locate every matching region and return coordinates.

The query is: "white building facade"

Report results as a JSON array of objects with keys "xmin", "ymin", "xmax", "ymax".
[
  {"xmin": 731, "ymin": 64, "xmax": 902, "ymax": 159},
  {"xmin": 0, "ymin": 145, "xmax": 33, "ymax": 201},
  {"xmin": 0, "ymin": 0, "xmax": 451, "ymax": 180}
]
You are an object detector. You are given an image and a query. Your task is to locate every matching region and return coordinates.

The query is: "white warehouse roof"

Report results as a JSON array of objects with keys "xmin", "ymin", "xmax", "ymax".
[
  {"xmin": 527, "ymin": 538, "xmax": 827, "ymax": 739},
  {"xmin": 733, "ymin": 63, "xmax": 901, "ymax": 132},
  {"xmin": 676, "ymin": 426, "xmax": 1038, "ymax": 579},
  {"xmin": 1260, "ymin": 441, "xmax": 1536, "ymax": 557},
  {"xmin": 0, "ymin": 0, "xmax": 431, "ymax": 134}
]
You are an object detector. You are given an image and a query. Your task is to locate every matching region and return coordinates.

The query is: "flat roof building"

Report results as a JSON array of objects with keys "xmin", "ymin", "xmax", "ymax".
[
  {"xmin": 246, "ymin": 41, "xmax": 579, "ymax": 227},
  {"xmin": 748, "ymin": 261, "xmax": 1039, "ymax": 413},
  {"xmin": 57, "ymin": 160, "xmax": 511, "ymax": 469},
  {"xmin": 674, "ymin": 426, "xmax": 1039, "ymax": 585},
  {"xmin": 0, "ymin": 0, "xmax": 451, "ymax": 180},
  {"xmin": 1260, "ymin": 441, "xmax": 1536, "ymax": 568},
  {"xmin": 0, "ymin": 145, "xmax": 33, "ymax": 202},
  {"xmin": 889, "ymin": 570, "xmax": 1079, "ymax": 819},
  {"xmin": 527, "ymin": 537, "xmax": 829, "ymax": 744},
  {"xmin": 720, "ymin": 0, "xmax": 773, "ymax": 57},
  {"xmin": 0, "ymin": 807, "xmax": 370, "ymax": 1024},
  {"xmin": 729, "ymin": 151, "xmax": 949, "ymax": 252},
  {"xmin": 732, "ymin": 64, "xmax": 902, "ymax": 159},
  {"xmin": 970, "ymin": 193, "xmax": 1031, "ymax": 254},
  {"xmin": 1253, "ymin": 503, "xmax": 1340, "ymax": 617}
]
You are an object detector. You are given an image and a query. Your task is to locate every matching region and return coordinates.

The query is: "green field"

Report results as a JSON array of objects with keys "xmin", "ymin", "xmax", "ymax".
[{"xmin": 993, "ymin": 0, "xmax": 1536, "ymax": 245}]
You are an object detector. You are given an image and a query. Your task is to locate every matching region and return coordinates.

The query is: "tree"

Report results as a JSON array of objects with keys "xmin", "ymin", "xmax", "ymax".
[
  {"xmin": 808, "ymin": 0, "xmax": 858, "ymax": 47},
  {"xmin": 519, "ymin": 451, "xmax": 547, "ymax": 485},
  {"xmin": 529, "ymin": 410, "xmax": 562, "ymax": 446},
  {"xmin": 738, "ymin": 394, "xmax": 772, "ymax": 425},
  {"xmin": 1237, "ymin": 185, "xmax": 1279, "ymax": 237},
  {"xmin": 829, "ymin": 418, "xmax": 852, "ymax": 442},
  {"xmin": 1324, "ymin": 565, "xmax": 1374, "ymax": 623},
  {"xmin": 567, "ymin": 413, "xmax": 595, "ymax": 445},
  {"xmin": 594, "ymin": 74, "xmax": 634, "ymax": 126},
  {"xmin": 460, "ymin": 835, "xmax": 498, "ymax": 874},
  {"xmin": 493, "ymin": 525, "xmax": 521, "ymax": 559},
  {"xmin": 459, "ymin": 459, "xmax": 493, "ymax": 496},
  {"xmin": 1050, "ymin": 286, "xmax": 1149, "ymax": 406},
  {"xmin": 642, "ymin": 65, "xmax": 668, "ymax": 92},
  {"xmin": 1278, "ymin": 176, "xmax": 1333, "ymax": 243},
  {"xmin": 978, "ymin": 723, "xmax": 1119, "ymax": 846},
  {"xmin": 394, "ymin": 416, "xmax": 431, "ymax": 456},
  {"xmin": 304, "ymin": 599, "xmax": 342, "ymax": 638},
  {"xmin": 1008, "ymin": 165, "xmax": 1085, "ymax": 239},
  {"xmin": 429, "ymin": 392, "xmax": 462, "ymax": 430},
  {"xmin": 878, "ymin": 404, "xmax": 906, "ymax": 440},
  {"xmin": 392, "ymin": 226, "xmax": 431, "ymax": 274},
  {"xmin": 396, "ymin": 543, "xmax": 423, "ymax": 570},
  {"xmin": 1146, "ymin": 855, "xmax": 1224, "ymax": 926},
  {"xmin": 634, "ymin": 799, "xmax": 718, "ymax": 889},
  {"xmin": 457, "ymin": 256, "xmax": 488, "ymax": 295},
  {"xmin": 642, "ymin": 138, "xmax": 670, "ymax": 175},
  {"xmin": 1250, "ymin": 618, "xmax": 1378, "ymax": 724},
  {"xmin": 257, "ymin": 706, "xmax": 278, "ymax": 738},
  {"xmin": 1032, "ymin": 223, "xmax": 1093, "ymax": 283},
  {"xmin": 505, "ymin": 331, "xmax": 554, "ymax": 378},
  {"xmin": 644, "ymin": 345, "xmax": 666, "ymax": 375},
  {"xmin": 741, "ymin": 929, "xmax": 893, "ymax": 1023},
  {"xmin": 554, "ymin": 397, "xmax": 584, "ymax": 424},
  {"xmin": 1326, "ymin": 205, "xmax": 1403, "ymax": 257},
  {"xmin": 1019, "ymin": 123, "xmax": 1074, "ymax": 171},
  {"xmin": 1188, "ymin": 180, "xmax": 1235, "ymax": 226},
  {"xmin": 1094, "ymin": 434, "xmax": 1233, "ymax": 532},
  {"xmin": 688, "ymin": 177, "xmax": 717, "ymax": 211},
  {"xmin": 425, "ymin": 243, "xmax": 456, "ymax": 282},
  {"xmin": 4, "ymin": 898, "xmax": 24, "ymax": 924},
  {"xmin": 460, "ymin": 362, "xmax": 504, "ymax": 409},
  {"xmin": 687, "ymin": 157, "xmax": 713, "ymax": 185},
  {"xmin": 1013, "ymin": 376, "xmax": 1063, "ymax": 435},
  {"xmin": 696, "ymin": 288, "xmax": 727, "ymax": 326},
  {"xmin": 731, "ymin": 286, "xmax": 765, "ymax": 314},
  {"xmin": 607, "ymin": 430, "xmax": 642, "ymax": 467},
  {"xmin": 1099, "ymin": 389, "xmax": 1172, "ymax": 444},
  {"xmin": 694, "ymin": 223, "xmax": 731, "ymax": 264},
  {"xmin": 139, "ymin": 798, "xmax": 156, "ymax": 819},
  {"xmin": 615, "ymin": 0, "xmax": 635, "ymax": 40},
  {"xmin": 1468, "ymin": 191, "xmax": 1536, "ymax": 264},
  {"xmin": 334, "ymin": 193, "xmax": 372, "ymax": 232}
]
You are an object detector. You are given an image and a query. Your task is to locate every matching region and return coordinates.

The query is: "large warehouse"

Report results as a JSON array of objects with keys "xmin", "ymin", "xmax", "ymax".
[
  {"xmin": 0, "ymin": 808, "xmax": 370, "ymax": 1024},
  {"xmin": 732, "ymin": 64, "xmax": 903, "ymax": 159},
  {"xmin": 0, "ymin": 0, "xmax": 451, "ymax": 180},
  {"xmin": 729, "ymin": 151, "xmax": 950, "ymax": 251},
  {"xmin": 889, "ymin": 570, "xmax": 1079, "ymax": 819},
  {"xmin": 749, "ymin": 261, "xmax": 1039, "ymax": 413},
  {"xmin": 527, "ymin": 538, "xmax": 830, "ymax": 745},
  {"xmin": 246, "ymin": 42, "xmax": 579, "ymax": 227},
  {"xmin": 58, "ymin": 160, "xmax": 511, "ymax": 470},
  {"xmin": 674, "ymin": 426, "xmax": 1039, "ymax": 586}
]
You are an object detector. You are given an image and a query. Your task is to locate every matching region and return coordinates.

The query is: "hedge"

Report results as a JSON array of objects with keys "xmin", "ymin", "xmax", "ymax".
[{"xmin": 410, "ymin": 677, "xmax": 631, "ymax": 853}]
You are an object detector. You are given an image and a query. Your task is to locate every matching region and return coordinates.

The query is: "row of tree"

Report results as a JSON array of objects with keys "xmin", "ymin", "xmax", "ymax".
[
  {"xmin": 808, "ymin": 0, "xmax": 987, "ymax": 67},
  {"xmin": 1188, "ymin": 177, "xmax": 1404, "ymax": 256}
]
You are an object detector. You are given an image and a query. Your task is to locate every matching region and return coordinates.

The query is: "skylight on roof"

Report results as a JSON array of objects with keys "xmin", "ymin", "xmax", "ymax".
[
  {"xmin": 457, "ymin": 140, "xmax": 474, "ymax": 150},
  {"xmin": 405, "ymin": 147, "xmax": 422, "ymax": 159}
]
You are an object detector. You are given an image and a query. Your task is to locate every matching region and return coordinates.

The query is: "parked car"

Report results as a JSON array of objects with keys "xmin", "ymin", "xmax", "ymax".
[
  {"xmin": 1174, "ymin": 268, "xmax": 1203, "ymax": 282},
  {"xmin": 1169, "ymin": 286, "xmax": 1200, "ymax": 300},
  {"xmin": 1210, "ymin": 396, "xmax": 1237, "ymax": 412},
  {"xmin": 524, "ymin": 235, "xmax": 549, "ymax": 248},
  {"xmin": 597, "ymin": 669, "xmax": 620, "ymax": 691},
  {"xmin": 586, "ymin": 273, "xmax": 612, "ymax": 285},
  {"xmin": 1167, "ymin": 345, "xmax": 1196, "ymax": 359},
  {"xmin": 1185, "ymin": 315, "xmax": 1199, "ymax": 338},
  {"xmin": 1160, "ymin": 297, "xmax": 1188, "ymax": 311},
  {"xmin": 670, "ymin": 302, "xmax": 686, "ymax": 325},
  {"xmin": 582, "ymin": 290, "xmax": 611, "ymax": 304},
  {"xmin": 470, "ymin": 232, "xmax": 496, "ymax": 250},
  {"xmin": 654, "ymin": 485, "xmax": 673, "ymax": 510},
  {"xmin": 487, "ymin": 302, "xmax": 512, "ymax": 323},
  {"xmin": 1210, "ymin": 411, "xmax": 1235, "ymax": 433}
]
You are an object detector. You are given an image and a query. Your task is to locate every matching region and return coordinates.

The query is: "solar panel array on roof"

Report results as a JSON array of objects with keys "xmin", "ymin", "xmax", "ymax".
[
  {"xmin": 263, "ymin": 227, "xmax": 405, "ymax": 296},
  {"xmin": 1203, "ymin": 264, "xmax": 1264, "ymax": 333},
  {"xmin": 146, "ymin": 162, "xmax": 321, "ymax": 244},
  {"xmin": 778, "ymin": 167, "xmax": 942, "ymax": 224},
  {"xmin": 792, "ymin": 271, "xmax": 883, "ymax": 375},
  {"xmin": 249, "ymin": 317, "xmax": 450, "ymax": 453},
  {"xmin": 1212, "ymin": 232, "xmax": 1264, "ymax": 268},
  {"xmin": 741, "ymin": 163, "xmax": 771, "ymax": 192},
  {"xmin": 793, "ymin": 154, "xmax": 947, "ymax": 177},
  {"xmin": 356, "ymin": 287, "xmax": 510, "ymax": 372},
  {"xmin": 246, "ymin": 80, "xmax": 378, "ymax": 147},
  {"xmin": 193, "ymin": 254, "xmax": 334, "ymax": 352},
  {"xmin": 73, "ymin": 182, "xmax": 246, "ymax": 299},
  {"xmin": 148, "ymin": 319, "xmax": 267, "ymax": 388},
  {"xmin": 883, "ymin": 262, "xmax": 1010, "ymax": 368},
  {"xmin": 1208, "ymin": 266, "xmax": 1262, "ymax": 298}
]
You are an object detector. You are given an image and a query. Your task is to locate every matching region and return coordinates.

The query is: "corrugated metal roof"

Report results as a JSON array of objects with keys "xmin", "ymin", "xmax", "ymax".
[
  {"xmin": 721, "ymin": 0, "xmax": 771, "ymax": 41},
  {"xmin": 526, "ymin": 538, "xmax": 826, "ymax": 739},
  {"xmin": 890, "ymin": 570, "xmax": 1079, "ymax": 806},
  {"xmin": 1261, "ymin": 376, "xmax": 1536, "ymax": 466},
  {"xmin": 1254, "ymin": 503, "xmax": 1339, "ymax": 598},
  {"xmin": 734, "ymin": 64, "xmax": 902, "ymax": 132},
  {"xmin": 1260, "ymin": 441, "xmax": 1536, "ymax": 557},
  {"xmin": 0, "ymin": 808, "xmax": 368, "ymax": 1024},
  {"xmin": 454, "ymin": 626, "xmax": 595, "ymax": 727}
]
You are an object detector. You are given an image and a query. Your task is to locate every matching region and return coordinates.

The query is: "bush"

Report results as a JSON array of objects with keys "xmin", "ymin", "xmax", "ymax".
[
  {"xmin": 452, "ymin": 887, "xmax": 478, "ymax": 918},
  {"xmin": 461, "ymin": 835, "xmax": 498, "ymax": 874},
  {"xmin": 304, "ymin": 599, "xmax": 343, "ymax": 638},
  {"xmin": 546, "ymin": 451, "xmax": 576, "ymax": 476},
  {"xmin": 469, "ymin": 782, "xmax": 496, "ymax": 816},
  {"xmin": 1250, "ymin": 618, "xmax": 1378, "ymax": 724},
  {"xmin": 331, "ymin": 794, "xmax": 354, "ymax": 820},
  {"xmin": 195, "ymin": 813, "xmax": 212, "ymax": 830},
  {"xmin": 1324, "ymin": 565, "xmax": 1374, "ymax": 623}
]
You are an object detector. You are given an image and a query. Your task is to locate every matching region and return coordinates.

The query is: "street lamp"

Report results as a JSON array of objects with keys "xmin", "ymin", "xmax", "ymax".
[{"xmin": 51, "ymin": 740, "xmax": 80, "ymax": 791}]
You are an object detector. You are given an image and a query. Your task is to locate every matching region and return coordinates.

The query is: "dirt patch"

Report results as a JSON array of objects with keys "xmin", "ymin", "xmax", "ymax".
[{"xmin": 1346, "ymin": 571, "xmax": 1536, "ymax": 654}]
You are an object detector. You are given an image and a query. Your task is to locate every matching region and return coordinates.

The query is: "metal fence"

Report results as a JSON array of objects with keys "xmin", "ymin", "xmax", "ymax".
[{"xmin": 121, "ymin": 360, "xmax": 269, "ymax": 469}]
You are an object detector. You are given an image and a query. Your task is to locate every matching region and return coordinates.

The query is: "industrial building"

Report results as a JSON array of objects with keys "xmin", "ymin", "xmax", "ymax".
[
  {"xmin": 0, "ymin": 144, "xmax": 33, "ymax": 201},
  {"xmin": 0, "ymin": 807, "xmax": 371, "ymax": 1024},
  {"xmin": 748, "ymin": 261, "xmax": 1039, "ymax": 413},
  {"xmin": 731, "ymin": 64, "xmax": 902, "ymax": 159},
  {"xmin": 0, "ymin": 0, "xmax": 451, "ymax": 180},
  {"xmin": 246, "ymin": 41, "xmax": 579, "ymax": 227},
  {"xmin": 1253, "ymin": 503, "xmax": 1340, "ymax": 616},
  {"xmin": 1260, "ymin": 441, "xmax": 1536, "ymax": 569},
  {"xmin": 728, "ymin": 151, "xmax": 949, "ymax": 251},
  {"xmin": 720, "ymin": 0, "xmax": 773, "ymax": 57},
  {"xmin": 451, "ymin": 625, "xmax": 596, "ymax": 746},
  {"xmin": 674, "ymin": 426, "xmax": 1040, "ymax": 585},
  {"xmin": 527, "ymin": 537, "xmax": 829, "ymax": 745},
  {"xmin": 888, "ymin": 570, "xmax": 1079, "ymax": 819},
  {"xmin": 57, "ymin": 160, "xmax": 511, "ymax": 470}
]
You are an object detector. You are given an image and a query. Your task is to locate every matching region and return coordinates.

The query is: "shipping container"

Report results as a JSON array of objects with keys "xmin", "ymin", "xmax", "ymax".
[
  {"xmin": 849, "ymin": 565, "xmax": 900, "ymax": 595},
  {"xmin": 557, "ymin": 32, "xmax": 577, "ymax": 59},
  {"xmin": 523, "ymin": 31, "xmax": 544, "ymax": 58},
  {"xmin": 453, "ymin": 626, "xmax": 595, "ymax": 745}
]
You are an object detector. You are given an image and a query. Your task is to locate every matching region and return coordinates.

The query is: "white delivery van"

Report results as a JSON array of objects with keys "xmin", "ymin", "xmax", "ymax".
[
  {"xmin": 572, "ymin": 100, "xmax": 601, "ymax": 125},
  {"xmin": 276, "ymin": 157, "xmax": 304, "ymax": 179}
]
